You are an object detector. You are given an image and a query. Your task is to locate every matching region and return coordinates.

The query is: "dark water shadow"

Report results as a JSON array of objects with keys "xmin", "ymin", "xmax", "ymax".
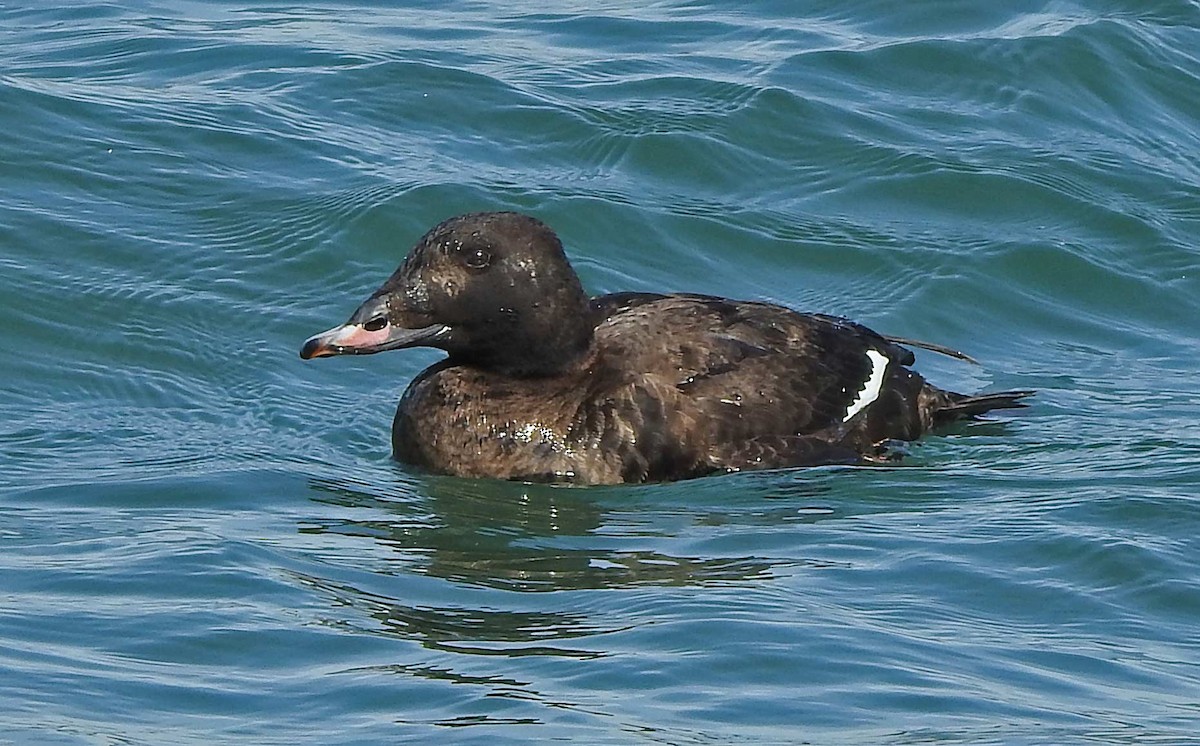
[
  {"xmin": 287, "ymin": 467, "xmax": 860, "ymax": 659},
  {"xmin": 279, "ymin": 461, "xmax": 1000, "ymax": 730},
  {"xmin": 301, "ymin": 467, "xmax": 858, "ymax": 593},
  {"xmin": 288, "ymin": 565, "xmax": 613, "ymax": 661},
  {"xmin": 287, "ymin": 462, "xmax": 963, "ymax": 679}
]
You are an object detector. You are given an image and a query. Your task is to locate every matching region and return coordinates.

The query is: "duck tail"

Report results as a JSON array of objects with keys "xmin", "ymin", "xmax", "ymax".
[
  {"xmin": 884, "ymin": 335, "xmax": 979, "ymax": 364},
  {"xmin": 932, "ymin": 389, "xmax": 1034, "ymax": 426}
]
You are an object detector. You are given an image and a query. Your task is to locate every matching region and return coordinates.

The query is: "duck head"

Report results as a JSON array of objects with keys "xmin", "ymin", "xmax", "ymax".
[{"xmin": 300, "ymin": 212, "xmax": 595, "ymax": 376}]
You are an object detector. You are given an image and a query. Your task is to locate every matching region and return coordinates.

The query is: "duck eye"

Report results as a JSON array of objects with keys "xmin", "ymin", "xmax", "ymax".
[
  {"xmin": 363, "ymin": 317, "xmax": 387, "ymax": 332},
  {"xmin": 464, "ymin": 247, "xmax": 491, "ymax": 270}
]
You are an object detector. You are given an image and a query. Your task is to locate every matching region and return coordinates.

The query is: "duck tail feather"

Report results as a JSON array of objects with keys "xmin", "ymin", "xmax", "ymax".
[
  {"xmin": 885, "ymin": 336, "xmax": 979, "ymax": 365},
  {"xmin": 935, "ymin": 390, "xmax": 1034, "ymax": 423}
]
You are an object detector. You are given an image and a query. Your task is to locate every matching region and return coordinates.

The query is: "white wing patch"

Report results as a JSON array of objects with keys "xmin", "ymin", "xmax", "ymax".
[{"xmin": 842, "ymin": 349, "xmax": 889, "ymax": 422}]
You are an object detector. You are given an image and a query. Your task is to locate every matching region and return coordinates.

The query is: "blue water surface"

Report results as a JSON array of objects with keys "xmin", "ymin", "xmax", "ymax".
[{"xmin": 2, "ymin": 1, "xmax": 1199, "ymax": 743}]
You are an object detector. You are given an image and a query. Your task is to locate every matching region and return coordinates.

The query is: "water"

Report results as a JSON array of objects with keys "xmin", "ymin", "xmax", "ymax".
[{"xmin": 3, "ymin": 1, "xmax": 1199, "ymax": 743}]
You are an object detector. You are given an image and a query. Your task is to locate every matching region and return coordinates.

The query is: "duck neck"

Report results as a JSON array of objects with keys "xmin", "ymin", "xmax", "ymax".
[{"xmin": 454, "ymin": 304, "xmax": 598, "ymax": 379}]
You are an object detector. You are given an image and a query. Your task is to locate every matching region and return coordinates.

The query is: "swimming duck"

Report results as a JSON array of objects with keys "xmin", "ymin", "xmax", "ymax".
[{"xmin": 301, "ymin": 211, "xmax": 1029, "ymax": 484}]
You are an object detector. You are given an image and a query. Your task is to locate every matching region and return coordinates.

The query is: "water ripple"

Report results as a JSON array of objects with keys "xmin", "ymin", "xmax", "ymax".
[{"xmin": 4, "ymin": 2, "xmax": 1200, "ymax": 743}]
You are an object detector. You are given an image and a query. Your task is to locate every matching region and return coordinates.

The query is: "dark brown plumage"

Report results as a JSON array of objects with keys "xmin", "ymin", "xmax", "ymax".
[{"xmin": 301, "ymin": 211, "xmax": 1030, "ymax": 484}]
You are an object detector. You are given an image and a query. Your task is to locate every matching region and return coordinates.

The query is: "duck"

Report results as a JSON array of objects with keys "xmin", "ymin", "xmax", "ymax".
[{"xmin": 301, "ymin": 211, "xmax": 1030, "ymax": 484}]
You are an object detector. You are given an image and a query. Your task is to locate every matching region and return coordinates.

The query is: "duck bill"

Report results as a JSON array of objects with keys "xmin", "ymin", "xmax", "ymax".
[
  {"xmin": 300, "ymin": 320, "xmax": 448, "ymax": 359},
  {"xmin": 299, "ymin": 295, "xmax": 444, "ymax": 358}
]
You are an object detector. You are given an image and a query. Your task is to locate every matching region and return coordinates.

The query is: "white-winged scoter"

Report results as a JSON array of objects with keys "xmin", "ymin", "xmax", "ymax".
[{"xmin": 301, "ymin": 211, "xmax": 1030, "ymax": 484}]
